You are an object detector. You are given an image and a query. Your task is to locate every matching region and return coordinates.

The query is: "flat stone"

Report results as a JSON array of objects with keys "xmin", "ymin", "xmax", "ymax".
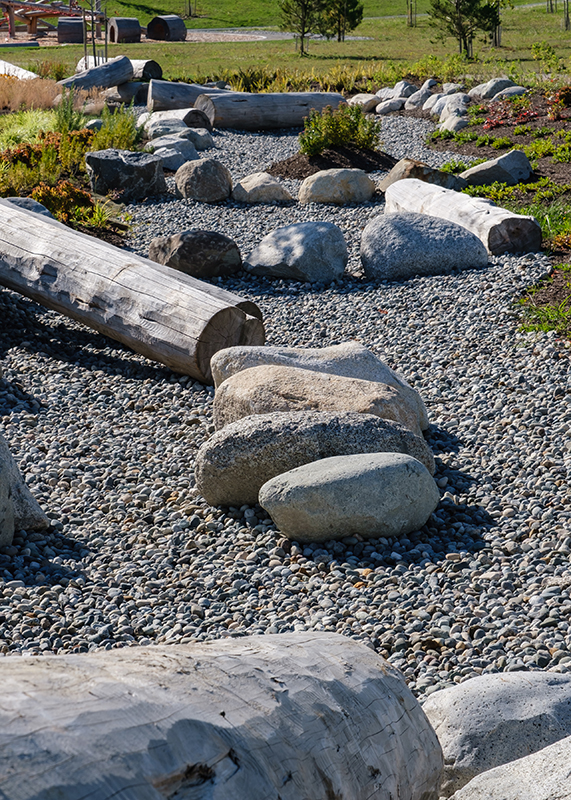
[
  {"xmin": 460, "ymin": 150, "xmax": 533, "ymax": 187},
  {"xmin": 360, "ymin": 212, "xmax": 488, "ymax": 281},
  {"xmin": 245, "ymin": 221, "xmax": 347, "ymax": 283},
  {"xmin": 174, "ymin": 158, "xmax": 232, "ymax": 203},
  {"xmin": 213, "ymin": 364, "xmax": 426, "ymax": 436},
  {"xmin": 195, "ymin": 410, "xmax": 435, "ymax": 506},
  {"xmin": 139, "ymin": 107, "xmax": 212, "ymax": 131},
  {"xmin": 378, "ymin": 158, "xmax": 467, "ymax": 193},
  {"xmin": 298, "ymin": 169, "xmax": 375, "ymax": 205},
  {"xmin": 145, "ymin": 117, "xmax": 189, "ymax": 139},
  {"xmin": 232, "ymin": 172, "xmax": 293, "ymax": 204},
  {"xmin": 424, "ymin": 672, "xmax": 571, "ymax": 797},
  {"xmin": 148, "ymin": 229, "xmax": 242, "ymax": 278},
  {"xmin": 258, "ymin": 453, "xmax": 440, "ymax": 542}
]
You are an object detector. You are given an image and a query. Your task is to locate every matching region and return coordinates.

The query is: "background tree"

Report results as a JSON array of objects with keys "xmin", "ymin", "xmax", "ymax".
[
  {"xmin": 428, "ymin": 0, "xmax": 500, "ymax": 56},
  {"xmin": 278, "ymin": 0, "xmax": 325, "ymax": 55},
  {"xmin": 317, "ymin": 0, "xmax": 364, "ymax": 42}
]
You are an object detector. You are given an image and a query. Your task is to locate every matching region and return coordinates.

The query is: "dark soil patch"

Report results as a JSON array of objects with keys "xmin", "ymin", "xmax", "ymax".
[
  {"xmin": 72, "ymin": 223, "xmax": 126, "ymax": 248},
  {"xmin": 519, "ymin": 266, "xmax": 571, "ymax": 336},
  {"xmin": 267, "ymin": 145, "xmax": 398, "ymax": 180}
]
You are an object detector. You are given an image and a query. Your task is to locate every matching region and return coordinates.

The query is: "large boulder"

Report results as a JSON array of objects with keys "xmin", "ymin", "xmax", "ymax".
[
  {"xmin": 348, "ymin": 93, "xmax": 379, "ymax": 112},
  {"xmin": 152, "ymin": 137, "xmax": 199, "ymax": 170},
  {"xmin": 0, "ymin": 457, "xmax": 14, "ymax": 547},
  {"xmin": 439, "ymin": 115, "xmax": 469, "ymax": 133},
  {"xmin": 5, "ymin": 197, "xmax": 54, "ymax": 218},
  {"xmin": 469, "ymin": 77, "xmax": 515, "ymax": 100},
  {"xmin": 450, "ymin": 734, "xmax": 571, "ymax": 800},
  {"xmin": 298, "ymin": 168, "xmax": 375, "ymax": 205},
  {"xmin": 213, "ymin": 365, "xmax": 426, "ymax": 436},
  {"xmin": 0, "ymin": 633, "xmax": 443, "ymax": 800},
  {"xmin": 232, "ymin": 172, "xmax": 293, "ymax": 203},
  {"xmin": 423, "ymin": 672, "xmax": 571, "ymax": 797},
  {"xmin": 85, "ymin": 149, "xmax": 166, "ymax": 202},
  {"xmin": 360, "ymin": 212, "xmax": 488, "ymax": 281},
  {"xmin": 491, "ymin": 85, "xmax": 527, "ymax": 101},
  {"xmin": 174, "ymin": 158, "xmax": 232, "ymax": 202},
  {"xmin": 210, "ymin": 341, "xmax": 429, "ymax": 429},
  {"xmin": 195, "ymin": 411, "xmax": 435, "ymax": 507},
  {"xmin": 439, "ymin": 93, "xmax": 471, "ymax": 123},
  {"xmin": 392, "ymin": 79, "xmax": 418, "ymax": 97},
  {"xmin": 259, "ymin": 453, "xmax": 440, "ymax": 542},
  {"xmin": 0, "ymin": 433, "xmax": 49, "ymax": 540},
  {"xmin": 405, "ymin": 88, "xmax": 431, "ymax": 110},
  {"xmin": 149, "ymin": 128, "xmax": 214, "ymax": 151},
  {"xmin": 148, "ymin": 229, "xmax": 242, "ymax": 278},
  {"xmin": 245, "ymin": 221, "xmax": 347, "ymax": 283},
  {"xmin": 460, "ymin": 149, "xmax": 533, "ymax": 186},
  {"xmin": 378, "ymin": 158, "xmax": 467, "ymax": 193},
  {"xmin": 423, "ymin": 92, "xmax": 444, "ymax": 112}
]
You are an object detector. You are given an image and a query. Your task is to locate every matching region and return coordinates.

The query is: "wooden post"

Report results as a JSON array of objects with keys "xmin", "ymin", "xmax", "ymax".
[
  {"xmin": 0, "ymin": 200, "xmax": 264, "ymax": 384},
  {"xmin": 7, "ymin": 5, "xmax": 15, "ymax": 37}
]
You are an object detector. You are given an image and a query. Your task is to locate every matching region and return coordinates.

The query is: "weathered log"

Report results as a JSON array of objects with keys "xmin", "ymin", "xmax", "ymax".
[
  {"xmin": 0, "ymin": 633, "xmax": 443, "ymax": 800},
  {"xmin": 108, "ymin": 16, "xmax": 141, "ymax": 43},
  {"xmin": 195, "ymin": 91, "xmax": 346, "ymax": 130},
  {"xmin": 384, "ymin": 178, "xmax": 542, "ymax": 255},
  {"xmin": 104, "ymin": 81, "xmax": 148, "ymax": 105},
  {"xmin": 0, "ymin": 200, "xmax": 264, "ymax": 383},
  {"xmin": 146, "ymin": 78, "xmax": 226, "ymax": 111},
  {"xmin": 58, "ymin": 55, "xmax": 133, "ymax": 91},
  {"xmin": 147, "ymin": 13, "xmax": 187, "ymax": 41},
  {"xmin": 76, "ymin": 56, "xmax": 162, "ymax": 81},
  {"xmin": 0, "ymin": 58, "xmax": 36, "ymax": 79},
  {"xmin": 57, "ymin": 16, "xmax": 83, "ymax": 44}
]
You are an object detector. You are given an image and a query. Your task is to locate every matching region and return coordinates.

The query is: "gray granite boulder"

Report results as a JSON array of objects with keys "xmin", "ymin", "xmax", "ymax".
[
  {"xmin": 0, "ymin": 457, "xmax": 14, "ymax": 547},
  {"xmin": 213, "ymin": 365, "xmax": 426, "ymax": 436},
  {"xmin": 145, "ymin": 117, "xmax": 189, "ymax": 139},
  {"xmin": 195, "ymin": 410, "xmax": 435, "ymax": 506},
  {"xmin": 360, "ymin": 212, "xmax": 488, "ymax": 281},
  {"xmin": 259, "ymin": 452, "xmax": 439, "ymax": 542},
  {"xmin": 0, "ymin": 433, "xmax": 49, "ymax": 541},
  {"xmin": 424, "ymin": 672, "xmax": 571, "ymax": 797},
  {"xmin": 375, "ymin": 97, "xmax": 406, "ymax": 114},
  {"xmin": 5, "ymin": 197, "xmax": 54, "ymax": 218},
  {"xmin": 439, "ymin": 115, "xmax": 470, "ymax": 133},
  {"xmin": 298, "ymin": 168, "xmax": 375, "ymax": 205},
  {"xmin": 378, "ymin": 158, "xmax": 467, "ymax": 193},
  {"xmin": 347, "ymin": 93, "xmax": 379, "ymax": 112},
  {"xmin": 148, "ymin": 229, "xmax": 242, "ymax": 278},
  {"xmin": 245, "ymin": 221, "xmax": 347, "ymax": 283},
  {"xmin": 460, "ymin": 149, "xmax": 532, "ymax": 186},
  {"xmin": 439, "ymin": 93, "xmax": 471, "ymax": 123},
  {"xmin": 469, "ymin": 77, "xmax": 515, "ymax": 100},
  {"xmin": 174, "ymin": 158, "xmax": 232, "ymax": 203},
  {"xmin": 405, "ymin": 88, "xmax": 431, "ymax": 110},
  {"xmin": 210, "ymin": 341, "xmax": 429, "ymax": 429},
  {"xmin": 423, "ymin": 92, "xmax": 444, "ymax": 112},
  {"xmin": 232, "ymin": 172, "xmax": 293, "ymax": 203},
  {"xmin": 450, "ymin": 734, "xmax": 571, "ymax": 800},
  {"xmin": 152, "ymin": 138, "xmax": 199, "ymax": 170},
  {"xmin": 491, "ymin": 85, "xmax": 527, "ymax": 101},
  {"xmin": 85, "ymin": 149, "xmax": 167, "ymax": 202}
]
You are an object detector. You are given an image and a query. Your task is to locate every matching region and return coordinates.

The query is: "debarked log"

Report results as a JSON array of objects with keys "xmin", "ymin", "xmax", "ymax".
[
  {"xmin": 58, "ymin": 55, "xmax": 133, "ymax": 91},
  {"xmin": 195, "ymin": 91, "xmax": 346, "ymax": 130},
  {"xmin": 0, "ymin": 633, "xmax": 443, "ymax": 800},
  {"xmin": 0, "ymin": 200, "xmax": 264, "ymax": 383},
  {"xmin": 146, "ymin": 78, "xmax": 227, "ymax": 111},
  {"xmin": 384, "ymin": 178, "xmax": 542, "ymax": 255},
  {"xmin": 76, "ymin": 56, "xmax": 162, "ymax": 81}
]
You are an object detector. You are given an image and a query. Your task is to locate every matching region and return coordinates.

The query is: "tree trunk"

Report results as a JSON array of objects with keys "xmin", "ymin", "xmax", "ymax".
[
  {"xmin": 194, "ymin": 91, "xmax": 346, "ymax": 130},
  {"xmin": 76, "ymin": 56, "xmax": 162, "ymax": 81},
  {"xmin": 0, "ymin": 200, "xmax": 264, "ymax": 384},
  {"xmin": 103, "ymin": 81, "xmax": 148, "ymax": 105},
  {"xmin": 0, "ymin": 633, "xmax": 443, "ymax": 800},
  {"xmin": 384, "ymin": 178, "xmax": 542, "ymax": 255},
  {"xmin": 58, "ymin": 55, "xmax": 133, "ymax": 91},
  {"xmin": 146, "ymin": 78, "xmax": 227, "ymax": 111}
]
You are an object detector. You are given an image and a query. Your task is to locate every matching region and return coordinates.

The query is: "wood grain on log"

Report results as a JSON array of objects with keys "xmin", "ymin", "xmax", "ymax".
[
  {"xmin": 146, "ymin": 79, "xmax": 226, "ymax": 111},
  {"xmin": 384, "ymin": 178, "xmax": 542, "ymax": 255},
  {"xmin": 195, "ymin": 91, "xmax": 345, "ymax": 130},
  {"xmin": 76, "ymin": 56, "xmax": 162, "ymax": 82},
  {"xmin": 0, "ymin": 200, "xmax": 264, "ymax": 383},
  {"xmin": 58, "ymin": 55, "xmax": 133, "ymax": 91},
  {"xmin": 0, "ymin": 633, "xmax": 443, "ymax": 800}
]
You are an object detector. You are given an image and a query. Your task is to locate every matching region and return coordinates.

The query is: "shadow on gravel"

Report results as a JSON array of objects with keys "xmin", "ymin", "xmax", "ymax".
[{"xmin": 0, "ymin": 528, "xmax": 88, "ymax": 589}]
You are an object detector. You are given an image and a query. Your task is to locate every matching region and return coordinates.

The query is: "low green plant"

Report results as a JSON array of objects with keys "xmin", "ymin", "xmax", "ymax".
[
  {"xmin": 91, "ymin": 103, "xmax": 143, "ymax": 151},
  {"xmin": 475, "ymin": 133, "xmax": 495, "ymax": 146},
  {"xmin": 298, "ymin": 103, "xmax": 381, "ymax": 156},
  {"xmin": 518, "ymin": 266, "xmax": 571, "ymax": 336},
  {"xmin": 522, "ymin": 138, "xmax": 555, "ymax": 160},
  {"xmin": 0, "ymin": 109, "xmax": 54, "ymax": 149},
  {"xmin": 491, "ymin": 136, "xmax": 513, "ymax": 149},
  {"xmin": 440, "ymin": 158, "xmax": 469, "ymax": 174},
  {"xmin": 54, "ymin": 89, "xmax": 88, "ymax": 134},
  {"xmin": 513, "ymin": 124, "xmax": 531, "ymax": 135},
  {"xmin": 532, "ymin": 126, "xmax": 553, "ymax": 138},
  {"xmin": 0, "ymin": 145, "xmax": 61, "ymax": 195},
  {"xmin": 553, "ymin": 143, "xmax": 571, "ymax": 163},
  {"xmin": 31, "ymin": 179, "xmax": 95, "ymax": 224}
]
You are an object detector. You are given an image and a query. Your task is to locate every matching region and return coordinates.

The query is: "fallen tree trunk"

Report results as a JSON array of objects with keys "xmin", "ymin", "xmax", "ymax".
[
  {"xmin": 0, "ymin": 58, "xmax": 36, "ymax": 79},
  {"xmin": 384, "ymin": 178, "xmax": 542, "ymax": 255},
  {"xmin": 195, "ymin": 91, "xmax": 346, "ymax": 130},
  {"xmin": 76, "ymin": 56, "xmax": 162, "ymax": 81},
  {"xmin": 0, "ymin": 633, "xmax": 443, "ymax": 800},
  {"xmin": 104, "ymin": 81, "xmax": 148, "ymax": 105},
  {"xmin": 0, "ymin": 200, "xmax": 264, "ymax": 383},
  {"xmin": 147, "ymin": 78, "xmax": 227, "ymax": 111},
  {"xmin": 58, "ymin": 55, "xmax": 133, "ymax": 91}
]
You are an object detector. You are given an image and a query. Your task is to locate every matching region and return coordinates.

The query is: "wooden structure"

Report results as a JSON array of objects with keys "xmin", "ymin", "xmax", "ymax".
[
  {"xmin": 58, "ymin": 54, "xmax": 133, "ymax": 90},
  {"xmin": 0, "ymin": 200, "xmax": 264, "ymax": 383},
  {"xmin": 57, "ymin": 15, "xmax": 82, "ymax": 42},
  {"xmin": 108, "ymin": 16, "xmax": 140, "ymax": 43},
  {"xmin": 0, "ymin": 633, "xmax": 443, "ymax": 800},
  {"xmin": 0, "ymin": 0, "xmax": 101, "ymax": 37},
  {"xmin": 384, "ymin": 178, "xmax": 542, "ymax": 255},
  {"xmin": 195, "ymin": 91, "xmax": 346, "ymax": 130},
  {"xmin": 146, "ymin": 13, "xmax": 187, "ymax": 41}
]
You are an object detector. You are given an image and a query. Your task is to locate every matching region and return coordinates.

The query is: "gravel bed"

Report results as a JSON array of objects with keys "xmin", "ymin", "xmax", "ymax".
[{"xmin": 1, "ymin": 116, "xmax": 570, "ymax": 698}]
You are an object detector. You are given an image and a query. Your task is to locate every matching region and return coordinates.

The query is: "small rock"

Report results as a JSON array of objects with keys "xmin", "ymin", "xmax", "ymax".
[
  {"xmin": 232, "ymin": 172, "xmax": 293, "ymax": 204},
  {"xmin": 152, "ymin": 139, "xmax": 199, "ymax": 171},
  {"xmin": 347, "ymin": 93, "xmax": 379, "ymax": 112},
  {"xmin": 460, "ymin": 150, "xmax": 533, "ymax": 187},
  {"xmin": 5, "ymin": 198, "xmax": 54, "ymax": 218},
  {"xmin": 298, "ymin": 168, "xmax": 375, "ymax": 205},
  {"xmin": 378, "ymin": 158, "xmax": 467, "ymax": 193},
  {"xmin": 375, "ymin": 98, "xmax": 406, "ymax": 115}
]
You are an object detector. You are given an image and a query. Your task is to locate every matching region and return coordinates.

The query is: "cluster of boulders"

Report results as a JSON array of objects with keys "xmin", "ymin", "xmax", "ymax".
[{"xmin": 195, "ymin": 341, "xmax": 439, "ymax": 542}]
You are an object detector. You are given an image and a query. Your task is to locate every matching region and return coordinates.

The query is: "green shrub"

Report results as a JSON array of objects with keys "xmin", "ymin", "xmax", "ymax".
[
  {"xmin": 298, "ymin": 104, "xmax": 381, "ymax": 156},
  {"xmin": 491, "ymin": 136, "xmax": 513, "ymax": 150},
  {"xmin": 91, "ymin": 103, "xmax": 144, "ymax": 151},
  {"xmin": 54, "ymin": 89, "xmax": 88, "ymax": 134},
  {"xmin": 513, "ymin": 124, "xmax": 531, "ymax": 135}
]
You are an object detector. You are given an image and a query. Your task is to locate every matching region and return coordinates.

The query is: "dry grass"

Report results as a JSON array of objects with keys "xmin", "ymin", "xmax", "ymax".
[{"xmin": 0, "ymin": 78, "xmax": 105, "ymax": 113}]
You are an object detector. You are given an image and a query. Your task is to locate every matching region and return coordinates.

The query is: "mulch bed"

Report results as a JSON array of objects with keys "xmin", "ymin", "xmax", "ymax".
[{"xmin": 267, "ymin": 145, "xmax": 398, "ymax": 180}]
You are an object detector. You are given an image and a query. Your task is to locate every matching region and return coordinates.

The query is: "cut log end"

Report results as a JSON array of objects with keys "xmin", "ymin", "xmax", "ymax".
[
  {"xmin": 488, "ymin": 217, "xmax": 542, "ymax": 255},
  {"xmin": 197, "ymin": 306, "xmax": 265, "ymax": 383}
]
